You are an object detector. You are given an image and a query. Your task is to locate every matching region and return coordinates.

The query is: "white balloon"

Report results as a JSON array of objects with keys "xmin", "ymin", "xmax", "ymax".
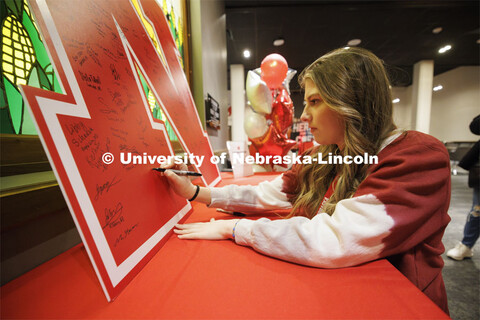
[
  {"xmin": 246, "ymin": 70, "xmax": 272, "ymax": 114},
  {"xmin": 282, "ymin": 68, "xmax": 297, "ymax": 95},
  {"xmin": 244, "ymin": 106, "xmax": 268, "ymax": 139},
  {"xmin": 253, "ymin": 164, "xmax": 271, "ymax": 172}
]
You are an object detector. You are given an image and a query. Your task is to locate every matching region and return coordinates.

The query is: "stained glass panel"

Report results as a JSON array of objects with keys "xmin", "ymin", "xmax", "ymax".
[
  {"xmin": 1, "ymin": 0, "xmax": 188, "ymax": 136},
  {"xmin": 1, "ymin": 0, "xmax": 62, "ymax": 134}
]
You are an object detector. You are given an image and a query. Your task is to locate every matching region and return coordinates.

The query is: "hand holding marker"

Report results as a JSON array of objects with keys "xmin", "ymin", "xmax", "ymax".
[
  {"xmin": 154, "ymin": 167, "xmax": 245, "ymax": 216},
  {"xmin": 152, "ymin": 167, "xmax": 202, "ymax": 176}
]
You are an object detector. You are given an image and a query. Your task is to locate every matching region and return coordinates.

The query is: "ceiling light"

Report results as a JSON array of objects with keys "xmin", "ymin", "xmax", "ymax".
[
  {"xmin": 432, "ymin": 27, "xmax": 443, "ymax": 34},
  {"xmin": 438, "ymin": 45, "xmax": 452, "ymax": 54},
  {"xmin": 392, "ymin": 98, "xmax": 400, "ymax": 104},
  {"xmin": 273, "ymin": 38, "xmax": 285, "ymax": 46},
  {"xmin": 344, "ymin": 46, "xmax": 350, "ymax": 50},
  {"xmin": 347, "ymin": 39, "xmax": 361, "ymax": 46},
  {"xmin": 243, "ymin": 49, "xmax": 251, "ymax": 58},
  {"xmin": 433, "ymin": 85, "xmax": 443, "ymax": 91}
]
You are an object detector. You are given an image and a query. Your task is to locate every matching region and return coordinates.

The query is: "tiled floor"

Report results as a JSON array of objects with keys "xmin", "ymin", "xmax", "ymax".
[{"xmin": 442, "ymin": 174, "xmax": 480, "ymax": 320}]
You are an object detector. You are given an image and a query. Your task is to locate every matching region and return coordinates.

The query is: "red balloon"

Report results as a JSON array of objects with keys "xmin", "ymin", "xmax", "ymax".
[
  {"xmin": 266, "ymin": 89, "xmax": 294, "ymax": 137},
  {"xmin": 249, "ymin": 125, "xmax": 296, "ymax": 167},
  {"xmin": 260, "ymin": 54, "xmax": 288, "ymax": 89}
]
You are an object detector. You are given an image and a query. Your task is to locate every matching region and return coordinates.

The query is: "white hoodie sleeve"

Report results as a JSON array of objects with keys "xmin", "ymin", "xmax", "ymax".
[
  {"xmin": 232, "ymin": 194, "xmax": 394, "ymax": 268},
  {"xmin": 209, "ymin": 174, "xmax": 292, "ymax": 213}
]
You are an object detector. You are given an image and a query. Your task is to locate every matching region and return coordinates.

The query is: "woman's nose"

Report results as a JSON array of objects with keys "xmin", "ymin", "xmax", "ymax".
[{"xmin": 300, "ymin": 110, "xmax": 310, "ymax": 122}]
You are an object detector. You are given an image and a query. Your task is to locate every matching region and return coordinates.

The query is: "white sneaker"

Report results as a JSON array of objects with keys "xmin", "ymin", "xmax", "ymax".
[{"xmin": 446, "ymin": 243, "xmax": 473, "ymax": 261}]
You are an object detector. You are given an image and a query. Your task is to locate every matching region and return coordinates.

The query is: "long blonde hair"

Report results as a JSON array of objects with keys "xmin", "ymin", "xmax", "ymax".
[{"xmin": 289, "ymin": 47, "xmax": 397, "ymax": 218}]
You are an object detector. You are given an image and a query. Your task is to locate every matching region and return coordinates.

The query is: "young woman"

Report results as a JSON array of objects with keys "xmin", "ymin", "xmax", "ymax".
[{"xmin": 162, "ymin": 47, "xmax": 451, "ymax": 314}]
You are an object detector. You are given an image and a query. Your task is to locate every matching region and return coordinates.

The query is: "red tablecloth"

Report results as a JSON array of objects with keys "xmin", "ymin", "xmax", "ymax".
[{"xmin": 0, "ymin": 173, "xmax": 449, "ymax": 319}]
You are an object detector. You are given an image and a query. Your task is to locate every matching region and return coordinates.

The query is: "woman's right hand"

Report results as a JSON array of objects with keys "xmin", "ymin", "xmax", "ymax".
[{"xmin": 161, "ymin": 162, "xmax": 198, "ymax": 200}]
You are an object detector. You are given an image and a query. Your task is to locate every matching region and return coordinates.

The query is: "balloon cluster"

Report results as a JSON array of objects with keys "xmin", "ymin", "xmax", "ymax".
[{"xmin": 245, "ymin": 54, "xmax": 296, "ymax": 169}]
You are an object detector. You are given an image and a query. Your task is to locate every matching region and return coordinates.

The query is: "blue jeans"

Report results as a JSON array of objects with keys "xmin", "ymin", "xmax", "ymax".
[{"xmin": 461, "ymin": 187, "xmax": 480, "ymax": 248}]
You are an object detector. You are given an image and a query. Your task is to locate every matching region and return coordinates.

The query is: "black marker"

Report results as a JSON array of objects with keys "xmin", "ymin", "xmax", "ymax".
[
  {"xmin": 231, "ymin": 212, "xmax": 246, "ymax": 217},
  {"xmin": 152, "ymin": 167, "xmax": 202, "ymax": 177},
  {"xmin": 216, "ymin": 208, "xmax": 246, "ymax": 217}
]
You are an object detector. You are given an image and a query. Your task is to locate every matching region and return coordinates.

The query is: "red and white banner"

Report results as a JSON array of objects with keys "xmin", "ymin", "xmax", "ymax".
[{"xmin": 21, "ymin": 0, "xmax": 221, "ymax": 301}]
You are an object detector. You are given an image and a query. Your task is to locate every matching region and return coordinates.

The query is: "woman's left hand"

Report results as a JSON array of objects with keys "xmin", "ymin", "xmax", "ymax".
[{"xmin": 174, "ymin": 218, "xmax": 239, "ymax": 240}]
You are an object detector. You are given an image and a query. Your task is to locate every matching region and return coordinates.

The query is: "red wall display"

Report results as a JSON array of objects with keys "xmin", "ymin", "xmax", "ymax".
[{"xmin": 21, "ymin": 0, "xmax": 221, "ymax": 301}]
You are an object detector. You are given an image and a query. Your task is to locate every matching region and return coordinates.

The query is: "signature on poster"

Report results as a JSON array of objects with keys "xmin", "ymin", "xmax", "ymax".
[
  {"xmin": 86, "ymin": 137, "xmax": 111, "ymax": 171},
  {"xmin": 110, "ymin": 127, "xmax": 128, "ymax": 142},
  {"xmin": 65, "ymin": 121, "xmax": 99, "ymax": 152},
  {"xmin": 86, "ymin": 44, "xmax": 102, "ymax": 67},
  {"xmin": 102, "ymin": 201, "xmax": 124, "ymax": 229},
  {"xmin": 97, "ymin": 43, "xmax": 120, "ymax": 62},
  {"xmin": 98, "ymin": 97, "xmax": 125, "ymax": 123},
  {"xmin": 78, "ymin": 70, "xmax": 102, "ymax": 91},
  {"xmin": 72, "ymin": 49, "xmax": 88, "ymax": 66},
  {"xmin": 95, "ymin": 176, "xmax": 121, "ymax": 201},
  {"xmin": 110, "ymin": 63, "xmax": 121, "ymax": 81},
  {"xmin": 114, "ymin": 224, "xmax": 139, "ymax": 248},
  {"xmin": 99, "ymin": 107, "xmax": 119, "ymax": 115}
]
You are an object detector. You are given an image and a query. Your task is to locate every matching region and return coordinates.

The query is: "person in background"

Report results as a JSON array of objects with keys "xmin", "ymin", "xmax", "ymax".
[
  {"xmin": 447, "ymin": 115, "xmax": 480, "ymax": 260},
  {"xmin": 162, "ymin": 47, "xmax": 451, "ymax": 314}
]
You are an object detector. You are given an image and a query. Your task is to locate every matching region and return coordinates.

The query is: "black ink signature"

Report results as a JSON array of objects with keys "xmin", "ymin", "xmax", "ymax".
[
  {"xmin": 95, "ymin": 176, "xmax": 121, "ymax": 201},
  {"xmin": 119, "ymin": 144, "xmax": 139, "ymax": 155},
  {"xmin": 113, "ymin": 223, "xmax": 139, "ymax": 247},
  {"xmin": 86, "ymin": 138, "xmax": 110, "ymax": 171},
  {"xmin": 102, "ymin": 202, "xmax": 124, "ymax": 230},
  {"xmin": 110, "ymin": 64, "xmax": 121, "ymax": 81},
  {"xmin": 78, "ymin": 70, "xmax": 102, "ymax": 91},
  {"xmin": 100, "ymin": 108, "xmax": 118, "ymax": 115},
  {"xmin": 65, "ymin": 121, "xmax": 88, "ymax": 135}
]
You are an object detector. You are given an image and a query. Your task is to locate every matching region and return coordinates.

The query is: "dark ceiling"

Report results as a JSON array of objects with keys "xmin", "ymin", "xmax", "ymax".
[{"xmin": 224, "ymin": 0, "xmax": 480, "ymax": 88}]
